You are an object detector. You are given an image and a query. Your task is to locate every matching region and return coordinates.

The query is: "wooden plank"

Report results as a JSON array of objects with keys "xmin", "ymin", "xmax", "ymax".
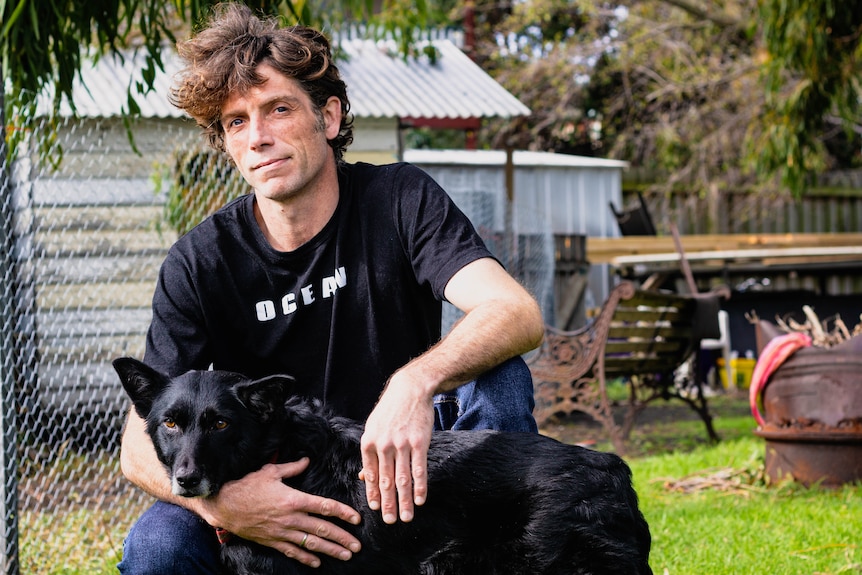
[
  {"xmin": 34, "ymin": 230, "xmax": 172, "ymax": 257},
  {"xmin": 621, "ymin": 290, "xmax": 691, "ymax": 308},
  {"xmin": 37, "ymin": 309, "xmax": 151, "ymax": 338},
  {"xmin": 604, "ymin": 357, "xmax": 680, "ymax": 374},
  {"xmin": 37, "ymin": 255, "xmax": 163, "ymax": 284},
  {"xmin": 612, "ymin": 245, "xmax": 862, "ymax": 267},
  {"xmin": 32, "ymin": 178, "xmax": 163, "ymax": 206},
  {"xmin": 34, "ymin": 362, "xmax": 129, "ymax": 420},
  {"xmin": 611, "ymin": 309, "xmax": 687, "ymax": 323},
  {"xmin": 40, "ymin": 335, "xmax": 146, "ymax": 363},
  {"xmin": 607, "ymin": 325, "xmax": 693, "ymax": 339},
  {"xmin": 587, "ymin": 233, "xmax": 862, "ymax": 263},
  {"xmin": 604, "ymin": 340, "xmax": 684, "ymax": 354},
  {"xmin": 34, "ymin": 205, "xmax": 166, "ymax": 231},
  {"xmin": 36, "ymin": 282, "xmax": 155, "ymax": 310}
]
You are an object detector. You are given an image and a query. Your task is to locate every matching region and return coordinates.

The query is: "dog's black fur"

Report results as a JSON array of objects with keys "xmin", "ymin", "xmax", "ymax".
[{"xmin": 115, "ymin": 357, "xmax": 653, "ymax": 575}]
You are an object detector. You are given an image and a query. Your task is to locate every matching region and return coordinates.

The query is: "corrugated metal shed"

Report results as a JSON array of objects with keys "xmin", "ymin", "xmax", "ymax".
[
  {"xmin": 405, "ymin": 149, "xmax": 629, "ymax": 305},
  {"xmin": 405, "ymin": 149, "xmax": 627, "ymax": 236},
  {"xmin": 42, "ymin": 38, "xmax": 530, "ymax": 121}
]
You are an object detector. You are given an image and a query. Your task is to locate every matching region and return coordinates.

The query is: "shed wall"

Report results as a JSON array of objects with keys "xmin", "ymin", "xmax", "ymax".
[{"xmin": 406, "ymin": 150, "xmax": 626, "ymax": 309}]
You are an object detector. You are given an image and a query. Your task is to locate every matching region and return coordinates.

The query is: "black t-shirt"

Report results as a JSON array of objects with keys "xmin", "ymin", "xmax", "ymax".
[{"xmin": 144, "ymin": 161, "xmax": 493, "ymax": 420}]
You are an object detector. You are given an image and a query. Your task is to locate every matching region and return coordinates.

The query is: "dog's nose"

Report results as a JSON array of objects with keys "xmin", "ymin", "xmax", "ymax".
[{"xmin": 175, "ymin": 470, "xmax": 202, "ymax": 490}]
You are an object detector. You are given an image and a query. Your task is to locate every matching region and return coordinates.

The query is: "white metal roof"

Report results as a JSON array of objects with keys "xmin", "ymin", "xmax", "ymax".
[
  {"xmin": 338, "ymin": 39, "xmax": 530, "ymax": 120},
  {"xmin": 405, "ymin": 149, "xmax": 629, "ymax": 169},
  {"xmin": 41, "ymin": 38, "xmax": 530, "ymax": 121}
]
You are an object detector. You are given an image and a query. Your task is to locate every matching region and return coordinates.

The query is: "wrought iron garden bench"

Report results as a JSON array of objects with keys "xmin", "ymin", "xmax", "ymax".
[{"xmin": 528, "ymin": 280, "xmax": 722, "ymax": 453}]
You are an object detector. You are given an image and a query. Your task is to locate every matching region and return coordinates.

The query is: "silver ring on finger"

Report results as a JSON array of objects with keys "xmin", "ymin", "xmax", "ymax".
[{"xmin": 299, "ymin": 533, "xmax": 309, "ymax": 549}]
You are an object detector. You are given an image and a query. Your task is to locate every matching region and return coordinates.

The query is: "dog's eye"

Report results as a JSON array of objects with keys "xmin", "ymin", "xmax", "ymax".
[
  {"xmin": 164, "ymin": 418, "xmax": 177, "ymax": 429},
  {"xmin": 214, "ymin": 420, "xmax": 228, "ymax": 430}
]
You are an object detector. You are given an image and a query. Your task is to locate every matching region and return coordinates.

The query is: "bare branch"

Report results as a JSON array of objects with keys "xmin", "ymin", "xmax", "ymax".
[{"xmin": 658, "ymin": 0, "xmax": 744, "ymax": 31}]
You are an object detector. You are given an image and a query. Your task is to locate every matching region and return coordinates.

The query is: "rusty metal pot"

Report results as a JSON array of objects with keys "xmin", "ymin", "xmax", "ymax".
[
  {"xmin": 754, "ymin": 428, "xmax": 862, "ymax": 487},
  {"xmin": 755, "ymin": 346, "xmax": 862, "ymax": 486},
  {"xmin": 761, "ymin": 347, "xmax": 862, "ymax": 428}
]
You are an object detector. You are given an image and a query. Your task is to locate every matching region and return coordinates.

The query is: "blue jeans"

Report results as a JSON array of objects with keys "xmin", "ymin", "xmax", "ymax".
[{"xmin": 117, "ymin": 356, "xmax": 537, "ymax": 574}]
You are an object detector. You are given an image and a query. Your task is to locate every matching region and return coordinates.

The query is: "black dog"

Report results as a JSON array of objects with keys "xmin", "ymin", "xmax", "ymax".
[{"xmin": 114, "ymin": 357, "xmax": 653, "ymax": 575}]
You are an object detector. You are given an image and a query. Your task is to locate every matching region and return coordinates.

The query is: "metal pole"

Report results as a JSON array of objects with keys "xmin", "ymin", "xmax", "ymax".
[{"xmin": 0, "ymin": 84, "xmax": 21, "ymax": 575}]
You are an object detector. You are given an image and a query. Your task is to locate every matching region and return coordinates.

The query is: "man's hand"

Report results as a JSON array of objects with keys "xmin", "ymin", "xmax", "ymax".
[
  {"xmin": 360, "ymin": 373, "xmax": 435, "ymax": 524},
  {"xmin": 198, "ymin": 458, "xmax": 362, "ymax": 568}
]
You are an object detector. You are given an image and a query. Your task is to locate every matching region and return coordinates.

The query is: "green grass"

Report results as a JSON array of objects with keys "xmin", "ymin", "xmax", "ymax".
[
  {"xmin": 19, "ymin": 396, "xmax": 862, "ymax": 574},
  {"xmin": 20, "ymin": 507, "xmax": 127, "ymax": 574},
  {"xmin": 631, "ymin": 437, "xmax": 862, "ymax": 574}
]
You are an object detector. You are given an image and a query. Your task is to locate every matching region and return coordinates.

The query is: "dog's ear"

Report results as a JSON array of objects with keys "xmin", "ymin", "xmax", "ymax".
[
  {"xmin": 234, "ymin": 375, "xmax": 294, "ymax": 421},
  {"xmin": 113, "ymin": 357, "xmax": 172, "ymax": 419}
]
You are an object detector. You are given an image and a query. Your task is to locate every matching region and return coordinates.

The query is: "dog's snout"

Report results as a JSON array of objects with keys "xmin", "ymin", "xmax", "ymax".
[
  {"xmin": 175, "ymin": 468, "xmax": 202, "ymax": 490},
  {"xmin": 172, "ymin": 455, "xmax": 212, "ymax": 497}
]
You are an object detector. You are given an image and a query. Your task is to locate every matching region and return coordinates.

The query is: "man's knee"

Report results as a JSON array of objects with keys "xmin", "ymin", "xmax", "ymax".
[
  {"xmin": 446, "ymin": 356, "xmax": 538, "ymax": 432},
  {"xmin": 118, "ymin": 501, "xmax": 220, "ymax": 575}
]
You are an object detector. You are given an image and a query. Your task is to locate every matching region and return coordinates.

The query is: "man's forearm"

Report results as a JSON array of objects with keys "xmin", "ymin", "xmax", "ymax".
[{"xmin": 395, "ymin": 295, "xmax": 543, "ymax": 395}]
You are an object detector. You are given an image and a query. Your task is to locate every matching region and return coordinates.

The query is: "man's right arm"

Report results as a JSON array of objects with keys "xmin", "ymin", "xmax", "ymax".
[
  {"xmin": 120, "ymin": 410, "xmax": 176, "ymax": 500},
  {"xmin": 120, "ymin": 408, "xmax": 363, "ymax": 567}
]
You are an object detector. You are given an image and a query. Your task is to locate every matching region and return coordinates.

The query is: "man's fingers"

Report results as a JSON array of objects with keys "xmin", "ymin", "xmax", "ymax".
[
  {"xmin": 265, "ymin": 507, "xmax": 361, "ymax": 567},
  {"xmin": 360, "ymin": 450, "xmax": 381, "ymax": 512},
  {"xmin": 411, "ymin": 448, "xmax": 428, "ymax": 507},
  {"xmin": 376, "ymin": 447, "xmax": 398, "ymax": 524},
  {"xmin": 361, "ymin": 439, "xmax": 431, "ymax": 524},
  {"xmin": 282, "ymin": 528, "xmax": 353, "ymax": 564},
  {"xmin": 271, "ymin": 458, "xmax": 310, "ymax": 477},
  {"xmin": 311, "ymin": 490, "xmax": 362, "ymax": 525},
  {"xmin": 275, "ymin": 461, "xmax": 361, "ymax": 525},
  {"xmin": 395, "ymin": 446, "xmax": 414, "ymax": 522}
]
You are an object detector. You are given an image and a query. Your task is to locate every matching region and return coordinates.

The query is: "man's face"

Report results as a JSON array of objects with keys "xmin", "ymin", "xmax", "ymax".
[{"xmin": 220, "ymin": 64, "xmax": 342, "ymax": 203}]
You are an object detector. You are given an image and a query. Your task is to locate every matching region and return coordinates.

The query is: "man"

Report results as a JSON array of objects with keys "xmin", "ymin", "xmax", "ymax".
[{"xmin": 118, "ymin": 3, "xmax": 544, "ymax": 573}]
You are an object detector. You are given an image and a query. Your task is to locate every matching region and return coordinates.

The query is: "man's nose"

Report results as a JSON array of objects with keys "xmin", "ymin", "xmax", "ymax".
[{"xmin": 248, "ymin": 116, "xmax": 274, "ymax": 149}]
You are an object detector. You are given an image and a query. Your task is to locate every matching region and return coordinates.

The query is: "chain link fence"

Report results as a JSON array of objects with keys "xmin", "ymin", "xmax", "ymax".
[
  {"xmin": 1, "ymin": 91, "xmax": 556, "ymax": 572},
  {"xmin": 2, "ymin": 92, "xmax": 204, "ymax": 572}
]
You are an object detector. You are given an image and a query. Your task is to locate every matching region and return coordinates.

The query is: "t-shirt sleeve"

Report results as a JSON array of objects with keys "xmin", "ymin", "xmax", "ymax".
[
  {"xmin": 143, "ymin": 245, "xmax": 212, "ymax": 377},
  {"xmin": 392, "ymin": 164, "xmax": 495, "ymax": 301}
]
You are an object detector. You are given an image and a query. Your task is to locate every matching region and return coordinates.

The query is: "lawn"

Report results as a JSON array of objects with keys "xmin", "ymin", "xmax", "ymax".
[
  {"xmin": 19, "ymin": 392, "xmax": 862, "ymax": 574},
  {"xmin": 633, "ymin": 437, "xmax": 861, "ymax": 574}
]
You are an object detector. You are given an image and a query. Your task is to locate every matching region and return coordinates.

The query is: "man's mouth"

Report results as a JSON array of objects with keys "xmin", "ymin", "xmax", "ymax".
[{"xmin": 252, "ymin": 158, "xmax": 286, "ymax": 170}]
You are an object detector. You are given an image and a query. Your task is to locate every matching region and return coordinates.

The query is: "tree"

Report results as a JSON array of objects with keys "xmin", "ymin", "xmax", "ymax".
[
  {"xmin": 461, "ymin": 0, "xmax": 607, "ymax": 153},
  {"xmin": 597, "ymin": 0, "xmax": 763, "ymax": 196},
  {"xmin": 466, "ymin": 0, "xmax": 862, "ymax": 199},
  {"xmin": 754, "ymin": 0, "xmax": 862, "ymax": 195}
]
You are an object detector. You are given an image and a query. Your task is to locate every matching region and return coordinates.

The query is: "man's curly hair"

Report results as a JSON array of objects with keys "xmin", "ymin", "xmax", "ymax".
[{"xmin": 169, "ymin": 3, "xmax": 353, "ymax": 161}]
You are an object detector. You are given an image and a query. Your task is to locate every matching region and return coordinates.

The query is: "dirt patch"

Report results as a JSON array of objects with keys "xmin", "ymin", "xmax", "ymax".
[{"xmin": 540, "ymin": 391, "xmax": 754, "ymax": 457}]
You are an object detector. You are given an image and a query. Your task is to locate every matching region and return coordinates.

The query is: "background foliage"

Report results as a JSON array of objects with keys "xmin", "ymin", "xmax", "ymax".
[{"xmin": 462, "ymin": 0, "xmax": 862, "ymax": 198}]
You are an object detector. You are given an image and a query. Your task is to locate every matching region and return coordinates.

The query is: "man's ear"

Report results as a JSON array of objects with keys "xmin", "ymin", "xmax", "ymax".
[
  {"xmin": 322, "ymin": 96, "xmax": 343, "ymax": 141},
  {"xmin": 234, "ymin": 375, "xmax": 294, "ymax": 421},
  {"xmin": 112, "ymin": 357, "xmax": 172, "ymax": 419}
]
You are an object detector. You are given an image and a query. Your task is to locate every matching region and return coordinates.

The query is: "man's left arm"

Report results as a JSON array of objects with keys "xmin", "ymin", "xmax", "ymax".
[{"xmin": 359, "ymin": 257, "xmax": 544, "ymax": 524}]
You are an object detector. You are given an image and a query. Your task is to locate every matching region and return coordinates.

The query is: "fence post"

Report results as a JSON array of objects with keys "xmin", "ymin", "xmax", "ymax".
[{"xmin": 0, "ymin": 86, "xmax": 21, "ymax": 575}]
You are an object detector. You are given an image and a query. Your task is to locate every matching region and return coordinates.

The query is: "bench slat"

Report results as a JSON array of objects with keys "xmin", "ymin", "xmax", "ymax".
[
  {"xmin": 604, "ymin": 357, "xmax": 681, "ymax": 374},
  {"xmin": 604, "ymin": 340, "xmax": 685, "ymax": 354},
  {"xmin": 607, "ymin": 326, "xmax": 693, "ymax": 340},
  {"xmin": 623, "ymin": 291, "xmax": 692, "ymax": 308},
  {"xmin": 611, "ymin": 309, "xmax": 688, "ymax": 323}
]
